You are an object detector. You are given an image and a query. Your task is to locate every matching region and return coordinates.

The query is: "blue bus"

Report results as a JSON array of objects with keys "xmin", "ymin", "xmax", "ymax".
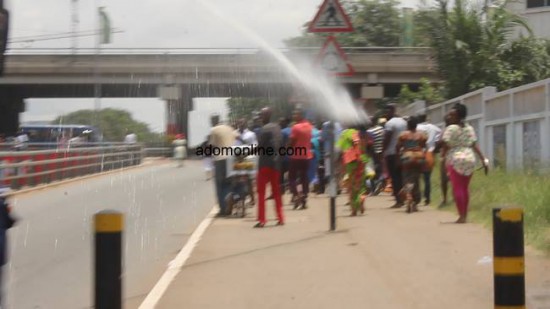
[{"xmin": 20, "ymin": 124, "xmax": 104, "ymax": 145}]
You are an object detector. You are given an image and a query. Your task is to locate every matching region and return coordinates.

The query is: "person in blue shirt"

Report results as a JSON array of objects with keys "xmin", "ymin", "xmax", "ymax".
[
  {"xmin": 308, "ymin": 124, "xmax": 322, "ymax": 191},
  {"xmin": 278, "ymin": 117, "xmax": 292, "ymax": 195}
]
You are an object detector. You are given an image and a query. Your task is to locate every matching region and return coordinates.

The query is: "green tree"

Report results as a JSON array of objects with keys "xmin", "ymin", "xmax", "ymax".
[
  {"xmin": 52, "ymin": 108, "xmax": 163, "ymax": 144},
  {"xmin": 285, "ymin": 0, "xmax": 402, "ymax": 48},
  {"xmin": 227, "ymin": 98, "xmax": 293, "ymax": 123},
  {"xmin": 501, "ymin": 37, "xmax": 550, "ymax": 87},
  {"xmin": 397, "ymin": 78, "xmax": 445, "ymax": 105},
  {"xmin": 415, "ymin": 0, "xmax": 540, "ymax": 98}
]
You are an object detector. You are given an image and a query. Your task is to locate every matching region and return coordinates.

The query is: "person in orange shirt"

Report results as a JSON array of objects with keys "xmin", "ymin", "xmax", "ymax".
[{"xmin": 288, "ymin": 108, "xmax": 313, "ymax": 209}]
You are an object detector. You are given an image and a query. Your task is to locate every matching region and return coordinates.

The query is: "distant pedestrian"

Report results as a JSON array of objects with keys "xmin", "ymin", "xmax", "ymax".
[
  {"xmin": 288, "ymin": 108, "xmax": 313, "ymax": 209},
  {"xmin": 416, "ymin": 114, "xmax": 442, "ymax": 206},
  {"xmin": 234, "ymin": 118, "xmax": 257, "ymax": 206},
  {"xmin": 441, "ymin": 103, "xmax": 488, "ymax": 223},
  {"xmin": 124, "ymin": 130, "xmax": 137, "ymax": 144},
  {"xmin": 201, "ymin": 135, "xmax": 213, "ymax": 181},
  {"xmin": 14, "ymin": 129, "xmax": 29, "ymax": 151},
  {"xmin": 383, "ymin": 104, "xmax": 407, "ymax": 208},
  {"xmin": 254, "ymin": 107, "xmax": 284, "ymax": 228},
  {"xmin": 172, "ymin": 134, "xmax": 187, "ymax": 167}
]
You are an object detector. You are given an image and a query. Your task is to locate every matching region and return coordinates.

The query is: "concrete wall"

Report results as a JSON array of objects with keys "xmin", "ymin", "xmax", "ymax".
[{"xmin": 402, "ymin": 79, "xmax": 550, "ymax": 170}]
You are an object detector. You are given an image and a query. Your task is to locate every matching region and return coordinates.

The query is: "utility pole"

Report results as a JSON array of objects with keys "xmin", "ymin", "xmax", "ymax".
[
  {"xmin": 93, "ymin": 0, "xmax": 101, "ymax": 129},
  {"xmin": 71, "ymin": 0, "xmax": 79, "ymax": 56}
]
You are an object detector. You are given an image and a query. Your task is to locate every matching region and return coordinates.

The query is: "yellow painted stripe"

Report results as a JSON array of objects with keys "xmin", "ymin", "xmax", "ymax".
[
  {"xmin": 494, "ymin": 257, "xmax": 524, "ymax": 275},
  {"xmin": 495, "ymin": 306, "xmax": 526, "ymax": 309},
  {"xmin": 497, "ymin": 208, "xmax": 522, "ymax": 222},
  {"xmin": 95, "ymin": 213, "xmax": 123, "ymax": 232}
]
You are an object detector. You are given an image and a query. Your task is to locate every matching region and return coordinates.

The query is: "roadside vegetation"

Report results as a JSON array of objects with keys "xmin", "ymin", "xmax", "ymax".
[{"xmin": 430, "ymin": 162, "xmax": 550, "ymax": 254}]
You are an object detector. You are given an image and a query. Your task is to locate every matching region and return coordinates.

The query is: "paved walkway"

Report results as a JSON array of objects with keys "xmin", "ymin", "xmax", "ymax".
[{"xmin": 155, "ymin": 193, "xmax": 550, "ymax": 309}]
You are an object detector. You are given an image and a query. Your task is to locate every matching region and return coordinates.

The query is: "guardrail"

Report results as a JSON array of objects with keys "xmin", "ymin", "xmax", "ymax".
[
  {"xmin": 143, "ymin": 147, "xmax": 173, "ymax": 157},
  {"xmin": 5, "ymin": 46, "xmax": 431, "ymax": 55},
  {"xmin": 0, "ymin": 144, "xmax": 144, "ymax": 193}
]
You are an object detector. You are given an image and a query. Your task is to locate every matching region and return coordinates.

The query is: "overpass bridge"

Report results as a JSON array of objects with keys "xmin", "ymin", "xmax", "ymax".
[{"xmin": 0, "ymin": 47, "xmax": 438, "ymax": 136}]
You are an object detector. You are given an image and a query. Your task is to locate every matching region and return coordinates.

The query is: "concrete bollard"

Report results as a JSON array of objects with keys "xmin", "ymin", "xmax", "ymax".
[
  {"xmin": 94, "ymin": 210, "xmax": 123, "ymax": 309},
  {"xmin": 493, "ymin": 207, "xmax": 525, "ymax": 309}
]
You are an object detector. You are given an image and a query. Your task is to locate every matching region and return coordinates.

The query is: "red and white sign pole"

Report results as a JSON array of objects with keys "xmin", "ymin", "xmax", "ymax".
[{"xmin": 307, "ymin": 0, "xmax": 354, "ymax": 231}]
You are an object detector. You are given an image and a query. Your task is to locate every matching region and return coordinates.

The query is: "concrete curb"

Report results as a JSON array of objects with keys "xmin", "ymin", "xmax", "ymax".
[{"xmin": 4, "ymin": 158, "xmax": 171, "ymax": 197}]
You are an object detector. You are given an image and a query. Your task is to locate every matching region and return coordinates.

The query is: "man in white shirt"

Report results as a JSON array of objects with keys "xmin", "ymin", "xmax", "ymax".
[
  {"xmin": 235, "ymin": 118, "xmax": 258, "ymax": 146},
  {"xmin": 416, "ymin": 114, "xmax": 442, "ymax": 205},
  {"xmin": 124, "ymin": 131, "xmax": 137, "ymax": 144},
  {"xmin": 234, "ymin": 118, "xmax": 257, "ymax": 206},
  {"xmin": 208, "ymin": 114, "xmax": 238, "ymax": 216},
  {"xmin": 383, "ymin": 104, "xmax": 407, "ymax": 208}
]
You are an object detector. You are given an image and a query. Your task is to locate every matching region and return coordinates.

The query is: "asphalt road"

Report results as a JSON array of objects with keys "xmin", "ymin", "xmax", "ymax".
[{"xmin": 4, "ymin": 159, "xmax": 215, "ymax": 309}]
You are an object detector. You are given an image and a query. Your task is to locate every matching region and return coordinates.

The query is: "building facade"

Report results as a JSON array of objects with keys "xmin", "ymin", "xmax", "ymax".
[{"xmin": 506, "ymin": 0, "xmax": 550, "ymax": 39}]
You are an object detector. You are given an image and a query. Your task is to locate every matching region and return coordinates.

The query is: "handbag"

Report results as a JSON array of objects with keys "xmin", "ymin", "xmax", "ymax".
[
  {"xmin": 400, "ymin": 150, "xmax": 426, "ymax": 169},
  {"xmin": 424, "ymin": 151, "xmax": 435, "ymax": 171}
]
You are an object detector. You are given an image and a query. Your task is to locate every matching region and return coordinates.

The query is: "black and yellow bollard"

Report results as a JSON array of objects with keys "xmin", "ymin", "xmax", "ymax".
[
  {"xmin": 94, "ymin": 210, "xmax": 123, "ymax": 309},
  {"xmin": 493, "ymin": 207, "xmax": 525, "ymax": 309}
]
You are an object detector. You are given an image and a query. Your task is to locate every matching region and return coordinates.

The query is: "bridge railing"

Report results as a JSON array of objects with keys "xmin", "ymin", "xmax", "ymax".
[
  {"xmin": 0, "ymin": 144, "xmax": 144, "ymax": 193},
  {"xmin": 5, "ymin": 47, "xmax": 431, "ymax": 55}
]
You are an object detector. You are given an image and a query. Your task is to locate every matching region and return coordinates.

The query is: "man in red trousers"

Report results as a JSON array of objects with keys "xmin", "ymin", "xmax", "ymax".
[{"xmin": 254, "ymin": 107, "xmax": 284, "ymax": 228}]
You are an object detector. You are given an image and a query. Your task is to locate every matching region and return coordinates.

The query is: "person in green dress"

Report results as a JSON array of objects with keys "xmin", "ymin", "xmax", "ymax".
[{"xmin": 337, "ymin": 126, "xmax": 369, "ymax": 216}]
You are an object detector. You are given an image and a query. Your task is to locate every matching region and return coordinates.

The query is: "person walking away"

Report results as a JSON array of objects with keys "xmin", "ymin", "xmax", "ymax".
[
  {"xmin": 172, "ymin": 134, "xmax": 187, "ymax": 167},
  {"xmin": 436, "ymin": 115, "xmax": 453, "ymax": 207},
  {"xmin": 441, "ymin": 103, "xmax": 488, "ymax": 223},
  {"xmin": 366, "ymin": 117, "xmax": 385, "ymax": 194},
  {"xmin": 254, "ymin": 108, "xmax": 284, "ymax": 228},
  {"xmin": 416, "ymin": 114, "xmax": 442, "ymax": 205},
  {"xmin": 308, "ymin": 124, "xmax": 321, "ymax": 193},
  {"xmin": 234, "ymin": 118, "xmax": 257, "ymax": 206},
  {"xmin": 337, "ymin": 125, "xmax": 368, "ymax": 216},
  {"xmin": 396, "ymin": 116, "xmax": 427, "ymax": 213},
  {"xmin": 209, "ymin": 115, "xmax": 238, "ymax": 217},
  {"xmin": 288, "ymin": 108, "xmax": 313, "ymax": 209},
  {"xmin": 278, "ymin": 118, "xmax": 291, "ymax": 196},
  {"xmin": 383, "ymin": 104, "xmax": 407, "ymax": 208}
]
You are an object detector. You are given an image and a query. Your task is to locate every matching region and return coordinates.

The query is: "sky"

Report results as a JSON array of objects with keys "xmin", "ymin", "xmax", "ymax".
[{"xmin": 10, "ymin": 0, "xmax": 420, "ymax": 132}]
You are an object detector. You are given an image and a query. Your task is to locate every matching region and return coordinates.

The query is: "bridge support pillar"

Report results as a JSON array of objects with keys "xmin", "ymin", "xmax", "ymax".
[
  {"xmin": 159, "ymin": 85, "xmax": 192, "ymax": 139},
  {"xmin": 0, "ymin": 93, "xmax": 25, "ymax": 137}
]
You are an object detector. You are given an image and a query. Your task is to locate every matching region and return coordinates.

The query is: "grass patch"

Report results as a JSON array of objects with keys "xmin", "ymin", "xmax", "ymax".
[{"xmin": 429, "ymin": 162, "xmax": 550, "ymax": 254}]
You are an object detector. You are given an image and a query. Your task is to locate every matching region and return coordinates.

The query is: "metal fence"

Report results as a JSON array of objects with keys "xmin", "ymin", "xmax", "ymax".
[
  {"xmin": 401, "ymin": 78, "xmax": 550, "ymax": 170},
  {"xmin": 0, "ymin": 144, "xmax": 144, "ymax": 192}
]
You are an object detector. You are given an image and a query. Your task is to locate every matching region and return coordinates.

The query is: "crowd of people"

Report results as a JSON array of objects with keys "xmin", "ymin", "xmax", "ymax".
[{"xmin": 204, "ymin": 102, "xmax": 489, "ymax": 227}]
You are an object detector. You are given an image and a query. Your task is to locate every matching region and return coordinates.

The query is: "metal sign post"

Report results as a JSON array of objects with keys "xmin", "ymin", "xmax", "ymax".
[
  {"xmin": 308, "ymin": 0, "xmax": 353, "ymax": 230},
  {"xmin": 327, "ymin": 121, "xmax": 337, "ymax": 231}
]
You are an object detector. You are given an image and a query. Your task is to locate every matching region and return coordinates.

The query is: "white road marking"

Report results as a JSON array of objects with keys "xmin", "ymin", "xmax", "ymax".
[{"xmin": 138, "ymin": 206, "xmax": 217, "ymax": 309}]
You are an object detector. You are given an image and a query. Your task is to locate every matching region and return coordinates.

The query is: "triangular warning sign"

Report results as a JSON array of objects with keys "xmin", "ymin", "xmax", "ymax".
[
  {"xmin": 314, "ymin": 36, "xmax": 354, "ymax": 76},
  {"xmin": 308, "ymin": 0, "xmax": 354, "ymax": 33}
]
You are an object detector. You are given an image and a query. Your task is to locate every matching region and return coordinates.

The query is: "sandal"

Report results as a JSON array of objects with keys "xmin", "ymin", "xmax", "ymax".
[{"xmin": 253, "ymin": 222, "xmax": 265, "ymax": 228}]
